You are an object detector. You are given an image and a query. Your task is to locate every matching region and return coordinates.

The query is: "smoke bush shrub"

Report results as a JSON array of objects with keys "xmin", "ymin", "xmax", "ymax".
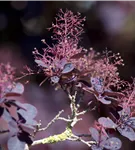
[{"xmin": 1, "ymin": 9, "xmax": 135, "ymax": 150}]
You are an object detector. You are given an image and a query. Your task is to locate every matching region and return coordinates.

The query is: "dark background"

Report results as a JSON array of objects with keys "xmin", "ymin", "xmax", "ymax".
[{"xmin": 0, "ymin": 1, "xmax": 135, "ymax": 150}]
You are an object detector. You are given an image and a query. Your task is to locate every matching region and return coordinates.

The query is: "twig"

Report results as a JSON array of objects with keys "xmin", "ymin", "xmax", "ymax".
[
  {"xmin": 77, "ymin": 106, "xmax": 96, "ymax": 116},
  {"xmin": 38, "ymin": 110, "xmax": 64, "ymax": 132},
  {"xmin": 68, "ymin": 135, "xmax": 95, "ymax": 147},
  {"xmin": 58, "ymin": 117, "xmax": 72, "ymax": 122}
]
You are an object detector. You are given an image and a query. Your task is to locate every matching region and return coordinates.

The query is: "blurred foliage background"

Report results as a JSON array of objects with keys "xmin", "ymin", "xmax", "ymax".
[{"xmin": 0, "ymin": 1, "xmax": 135, "ymax": 150}]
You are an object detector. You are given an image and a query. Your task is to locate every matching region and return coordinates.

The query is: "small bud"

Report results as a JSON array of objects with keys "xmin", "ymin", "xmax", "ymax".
[{"xmin": 41, "ymin": 39, "xmax": 45, "ymax": 43}]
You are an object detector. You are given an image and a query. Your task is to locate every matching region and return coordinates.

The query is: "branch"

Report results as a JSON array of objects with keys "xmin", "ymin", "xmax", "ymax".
[
  {"xmin": 31, "ymin": 91, "xmax": 93, "ymax": 149},
  {"xmin": 32, "ymin": 126, "xmax": 73, "ymax": 146}
]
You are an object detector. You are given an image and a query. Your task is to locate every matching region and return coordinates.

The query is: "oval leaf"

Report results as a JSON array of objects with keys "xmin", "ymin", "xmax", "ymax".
[
  {"xmin": 8, "ymin": 120, "xmax": 19, "ymax": 136},
  {"xmin": 9, "ymin": 101, "xmax": 26, "ymax": 110},
  {"xmin": 102, "ymin": 137, "xmax": 122, "ymax": 150},
  {"xmin": 91, "ymin": 145, "xmax": 103, "ymax": 150},
  {"xmin": 11, "ymin": 83, "xmax": 24, "ymax": 95},
  {"xmin": 2, "ymin": 109, "xmax": 12, "ymax": 123},
  {"xmin": 20, "ymin": 121, "xmax": 37, "ymax": 133},
  {"xmin": 61, "ymin": 63, "xmax": 74, "ymax": 74},
  {"xmin": 35, "ymin": 59, "xmax": 48, "ymax": 68},
  {"xmin": 91, "ymin": 77, "xmax": 104, "ymax": 93},
  {"xmin": 17, "ymin": 103, "xmax": 37, "ymax": 124},
  {"xmin": 127, "ymin": 117, "xmax": 135, "ymax": 129},
  {"xmin": 117, "ymin": 126, "xmax": 135, "ymax": 141},
  {"xmin": 118, "ymin": 107, "xmax": 130, "ymax": 117},
  {"xmin": 98, "ymin": 117, "xmax": 117, "ymax": 129},
  {"xmin": 89, "ymin": 127, "xmax": 99, "ymax": 142},
  {"xmin": 8, "ymin": 136, "xmax": 25, "ymax": 150}
]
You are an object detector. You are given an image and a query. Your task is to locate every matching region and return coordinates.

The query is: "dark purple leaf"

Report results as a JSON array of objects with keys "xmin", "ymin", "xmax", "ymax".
[
  {"xmin": 17, "ymin": 113, "xmax": 26, "ymax": 124},
  {"xmin": 5, "ymin": 102, "xmax": 12, "ymax": 107},
  {"xmin": 78, "ymin": 80, "xmax": 91, "ymax": 87},
  {"xmin": 70, "ymin": 52, "xmax": 86, "ymax": 59},
  {"xmin": 110, "ymin": 107, "xmax": 120, "ymax": 120},
  {"xmin": 18, "ymin": 130, "xmax": 33, "ymax": 145},
  {"xmin": 103, "ymin": 91, "xmax": 125, "ymax": 98},
  {"xmin": 116, "ymin": 106, "xmax": 123, "ymax": 111}
]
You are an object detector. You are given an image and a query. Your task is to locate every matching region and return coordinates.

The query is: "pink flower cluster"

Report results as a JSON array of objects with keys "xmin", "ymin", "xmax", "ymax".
[
  {"xmin": 33, "ymin": 9, "xmax": 85, "ymax": 83},
  {"xmin": 0, "ymin": 63, "xmax": 15, "ymax": 99}
]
